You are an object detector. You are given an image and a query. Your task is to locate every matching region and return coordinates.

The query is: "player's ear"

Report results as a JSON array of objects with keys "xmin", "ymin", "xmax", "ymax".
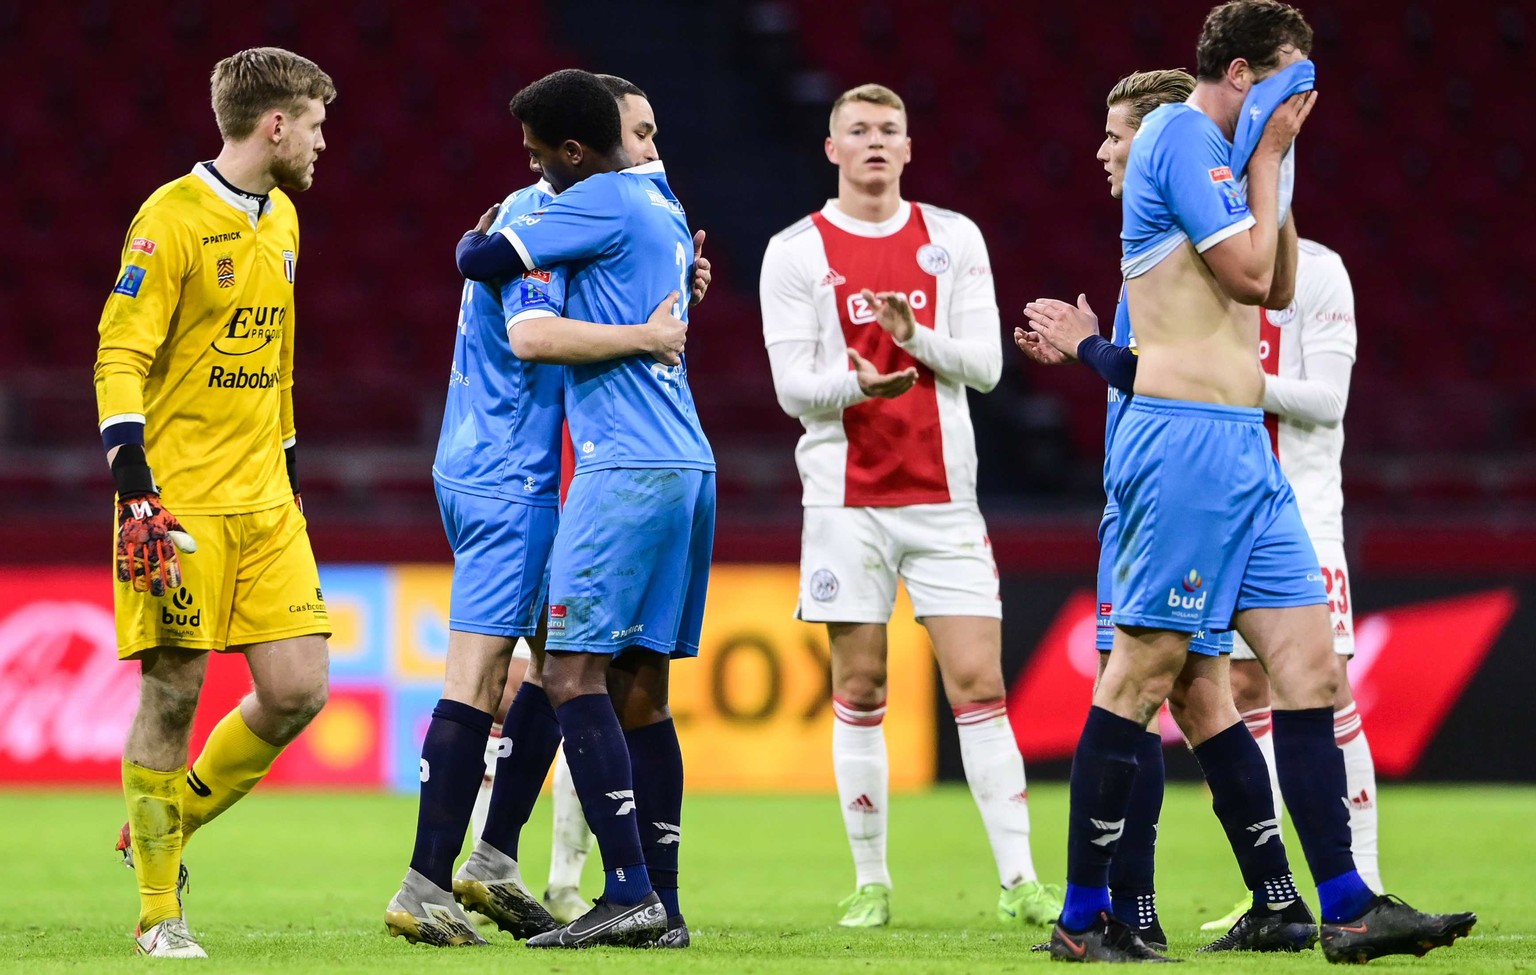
[
  {"xmin": 1226, "ymin": 57, "xmax": 1253, "ymax": 92},
  {"xmin": 824, "ymin": 136, "xmax": 838, "ymax": 165}
]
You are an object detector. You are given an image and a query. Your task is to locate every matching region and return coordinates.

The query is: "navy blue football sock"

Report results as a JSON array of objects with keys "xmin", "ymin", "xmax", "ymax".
[
  {"xmin": 626, "ymin": 718, "xmax": 684, "ymax": 919},
  {"xmin": 1272, "ymin": 707, "xmax": 1373, "ymax": 921},
  {"xmin": 1193, "ymin": 720, "xmax": 1293, "ymax": 899},
  {"xmin": 480, "ymin": 682, "xmax": 562, "ymax": 860},
  {"xmin": 1110, "ymin": 731, "xmax": 1164, "ymax": 930},
  {"xmin": 556, "ymin": 693, "xmax": 651, "ymax": 905},
  {"xmin": 1063, "ymin": 706, "xmax": 1144, "ymax": 930},
  {"xmin": 409, "ymin": 699, "xmax": 494, "ymax": 890}
]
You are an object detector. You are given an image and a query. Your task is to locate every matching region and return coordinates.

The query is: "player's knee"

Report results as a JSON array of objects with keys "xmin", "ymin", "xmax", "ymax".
[
  {"xmin": 942, "ymin": 667, "xmax": 1005, "ymax": 706},
  {"xmin": 142, "ymin": 680, "xmax": 201, "ymax": 732},
  {"xmin": 833, "ymin": 670, "xmax": 887, "ymax": 708},
  {"xmin": 262, "ymin": 677, "xmax": 329, "ymax": 725}
]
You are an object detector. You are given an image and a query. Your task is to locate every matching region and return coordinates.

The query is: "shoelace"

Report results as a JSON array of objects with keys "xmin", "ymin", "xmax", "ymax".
[{"xmin": 156, "ymin": 919, "xmax": 199, "ymax": 952}]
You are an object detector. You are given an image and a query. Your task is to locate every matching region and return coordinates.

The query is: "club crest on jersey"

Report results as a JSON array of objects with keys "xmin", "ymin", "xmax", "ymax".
[
  {"xmin": 216, "ymin": 253, "xmax": 235, "ymax": 288},
  {"xmin": 810, "ymin": 569, "xmax": 839, "ymax": 601},
  {"xmin": 916, "ymin": 243, "xmax": 951, "ymax": 275},
  {"xmin": 113, "ymin": 265, "xmax": 147, "ymax": 298},
  {"xmin": 282, "ymin": 249, "xmax": 295, "ymax": 284},
  {"xmin": 130, "ymin": 237, "xmax": 157, "ymax": 256},
  {"xmin": 1265, "ymin": 302, "xmax": 1298, "ymax": 326}
]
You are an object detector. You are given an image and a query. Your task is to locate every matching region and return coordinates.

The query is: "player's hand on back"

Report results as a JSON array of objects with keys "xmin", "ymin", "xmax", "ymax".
[
  {"xmin": 1014, "ymin": 326, "xmax": 1071, "ymax": 365},
  {"xmin": 472, "ymin": 204, "xmax": 500, "ymax": 235},
  {"xmin": 861, "ymin": 289, "xmax": 916, "ymax": 343},
  {"xmin": 1256, "ymin": 90, "xmax": 1317, "ymax": 160},
  {"xmin": 690, "ymin": 230, "xmax": 711, "ymax": 307},
  {"xmin": 1023, "ymin": 295, "xmax": 1099, "ymax": 358},
  {"xmin": 642, "ymin": 290, "xmax": 687, "ymax": 366},
  {"xmin": 848, "ymin": 348, "xmax": 918, "ymax": 398}
]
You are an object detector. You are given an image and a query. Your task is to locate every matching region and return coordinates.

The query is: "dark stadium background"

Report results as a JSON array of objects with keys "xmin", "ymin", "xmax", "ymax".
[{"xmin": 2, "ymin": 1, "xmax": 1531, "ymax": 782}]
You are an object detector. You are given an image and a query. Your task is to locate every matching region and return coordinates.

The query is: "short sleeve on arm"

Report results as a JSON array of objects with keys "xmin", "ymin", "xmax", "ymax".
[
  {"xmin": 1155, "ymin": 113, "xmax": 1256, "ymax": 253},
  {"xmin": 500, "ymin": 175, "xmax": 625, "ymax": 270},
  {"xmin": 502, "ymin": 266, "xmax": 568, "ymax": 329}
]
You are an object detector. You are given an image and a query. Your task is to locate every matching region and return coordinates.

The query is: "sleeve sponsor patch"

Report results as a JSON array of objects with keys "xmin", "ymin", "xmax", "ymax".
[
  {"xmin": 1219, "ymin": 182, "xmax": 1248, "ymax": 216},
  {"xmin": 1208, "ymin": 166, "xmax": 1233, "ymax": 183},
  {"xmin": 520, "ymin": 280, "xmax": 552, "ymax": 307},
  {"xmin": 523, "ymin": 268, "xmax": 553, "ymax": 283},
  {"xmin": 113, "ymin": 265, "xmax": 147, "ymax": 297},
  {"xmin": 129, "ymin": 237, "xmax": 157, "ymax": 255}
]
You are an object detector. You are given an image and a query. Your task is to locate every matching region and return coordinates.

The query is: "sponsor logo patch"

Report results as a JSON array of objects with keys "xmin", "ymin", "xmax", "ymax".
[
  {"xmin": 129, "ymin": 237, "xmax": 156, "ymax": 255},
  {"xmin": 1219, "ymin": 182, "xmax": 1248, "ymax": 217},
  {"xmin": 548, "ymin": 604, "xmax": 567, "ymax": 631},
  {"xmin": 1208, "ymin": 165, "xmax": 1233, "ymax": 183},
  {"xmin": 201, "ymin": 232, "xmax": 242, "ymax": 246},
  {"xmin": 113, "ymin": 265, "xmax": 147, "ymax": 298},
  {"xmin": 521, "ymin": 281, "xmax": 552, "ymax": 308},
  {"xmin": 523, "ymin": 268, "xmax": 552, "ymax": 283}
]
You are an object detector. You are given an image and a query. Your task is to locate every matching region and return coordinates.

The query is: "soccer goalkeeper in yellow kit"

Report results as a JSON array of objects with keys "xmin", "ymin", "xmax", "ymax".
[{"xmin": 93, "ymin": 47, "xmax": 336, "ymax": 958}]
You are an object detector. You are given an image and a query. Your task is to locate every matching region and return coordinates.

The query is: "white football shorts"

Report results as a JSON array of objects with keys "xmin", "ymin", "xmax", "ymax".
[
  {"xmin": 796, "ymin": 501, "xmax": 1002, "ymax": 623},
  {"xmin": 1232, "ymin": 536, "xmax": 1354, "ymax": 659}
]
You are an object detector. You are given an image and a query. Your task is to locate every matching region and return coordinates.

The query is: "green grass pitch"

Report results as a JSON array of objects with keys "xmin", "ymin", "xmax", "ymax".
[{"xmin": 3, "ymin": 783, "xmax": 1531, "ymax": 972}]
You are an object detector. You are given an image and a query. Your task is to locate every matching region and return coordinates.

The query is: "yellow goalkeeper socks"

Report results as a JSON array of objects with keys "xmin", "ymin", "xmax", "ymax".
[
  {"xmin": 180, "ymin": 706, "xmax": 284, "ymax": 844},
  {"xmin": 122, "ymin": 760, "xmax": 185, "ymax": 930}
]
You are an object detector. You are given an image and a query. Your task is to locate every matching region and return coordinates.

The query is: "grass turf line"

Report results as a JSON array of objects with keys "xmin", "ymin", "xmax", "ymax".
[{"xmin": 1, "ymin": 783, "xmax": 1529, "ymax": 972}]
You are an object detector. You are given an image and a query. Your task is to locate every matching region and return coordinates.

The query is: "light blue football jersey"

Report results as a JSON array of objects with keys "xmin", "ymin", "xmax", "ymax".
[
  {"xmin": 1119, "ymin": 103, "xmax": 1256, "ymax": 280},
  {"xmin": 500, "ymin": 161, "xmax": 714, "ymax": 474},
  {"xmin": 1103, "ymin": 286, "xmax": 1137, "ymax": 457},
  {"xmin": 433, "ymin": 181, "xmax": 568, "ymax": 504}
]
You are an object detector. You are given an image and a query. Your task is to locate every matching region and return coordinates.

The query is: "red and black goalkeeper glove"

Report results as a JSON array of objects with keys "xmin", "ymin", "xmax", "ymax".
[
  {"xmin": 115, "ymin": 493, "xmax": 197, "ymax": 596},
  {"xmin": 111, "ymin": 445, "xmax": 196, "ymax": 596}
]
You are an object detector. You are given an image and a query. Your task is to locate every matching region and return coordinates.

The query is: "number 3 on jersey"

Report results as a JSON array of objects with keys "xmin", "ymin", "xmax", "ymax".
[{"xmin": 674, "ymin": 240, "xmax": 688, "ymax": 318}]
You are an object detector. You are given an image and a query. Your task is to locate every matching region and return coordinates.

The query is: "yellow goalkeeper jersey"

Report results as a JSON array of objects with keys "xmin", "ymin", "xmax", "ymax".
[{"xmin": 95, "ymin": 163, "xmax": 302, "ymax": 515}]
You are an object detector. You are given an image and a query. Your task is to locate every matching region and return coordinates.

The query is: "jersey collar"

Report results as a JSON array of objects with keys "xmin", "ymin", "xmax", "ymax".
[
  {"xmin": 819, "ymin": 199, "xmax": 911, "ymax": 238},
  {"xmin": 621, "ymin": 160, "xmax": 666, "ymax": 175},
  {"xmin": 193, "ymin": 162, "xmax": 274, "ymax": 225}
]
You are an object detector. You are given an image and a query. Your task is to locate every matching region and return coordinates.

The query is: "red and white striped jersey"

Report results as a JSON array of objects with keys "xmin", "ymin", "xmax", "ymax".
[
  {"xmin": 1259, "ymin": 239, "xmax": 1356, "ymax": 540},
  {"xmin": 760, "ymin": 200, "xmax": 1000, "ymax": 507}
]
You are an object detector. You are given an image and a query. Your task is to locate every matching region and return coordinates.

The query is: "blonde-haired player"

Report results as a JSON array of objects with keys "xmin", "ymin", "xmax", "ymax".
[
  {"xmin": 96, "ymin": 47, "xmax": 335, "ymax": 958},
  {"xmin": 760, "ymin": 83, "xmax": 1059, "ymax": 928}
]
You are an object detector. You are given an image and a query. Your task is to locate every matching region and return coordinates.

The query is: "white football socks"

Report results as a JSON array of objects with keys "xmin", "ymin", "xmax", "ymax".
[
  {"xmin": 1335, "ymin": 703, "xmax": 1382, "ymax": 892},
  {"xmin": 833, "ymin": 696, "xmax": 891, "ymax": 889},
  {"xmin": 468, "ymin": 722, "xmax": 503, "ymax": 843},
  {"xmin": 955, "ymin": 699, "xmax": 1038, "ymax": 886}
]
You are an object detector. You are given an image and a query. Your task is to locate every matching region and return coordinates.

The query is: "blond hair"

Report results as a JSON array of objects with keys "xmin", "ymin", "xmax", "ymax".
[
  {"xmin": 1105, "ymin": 69, "xmax": 1196, "ymax": 128},
  {"xmin": 829, "ymin": 83, "xmax": 906, "ymax": 134},
  {"xmin": 210, "ymin": 47, "xmax": 336, "ymax": 141}
]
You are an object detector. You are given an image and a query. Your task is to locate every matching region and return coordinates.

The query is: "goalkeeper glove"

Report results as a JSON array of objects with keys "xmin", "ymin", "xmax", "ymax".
[{"xmin": 112, "ymin": 445, "xmax": 196, "ymax": 596}]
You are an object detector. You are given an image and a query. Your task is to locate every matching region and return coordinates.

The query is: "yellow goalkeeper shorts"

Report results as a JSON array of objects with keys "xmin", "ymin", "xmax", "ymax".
[{"xmin": 114, "ymin": 501, "xmax": 330, "ymax": 659}]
